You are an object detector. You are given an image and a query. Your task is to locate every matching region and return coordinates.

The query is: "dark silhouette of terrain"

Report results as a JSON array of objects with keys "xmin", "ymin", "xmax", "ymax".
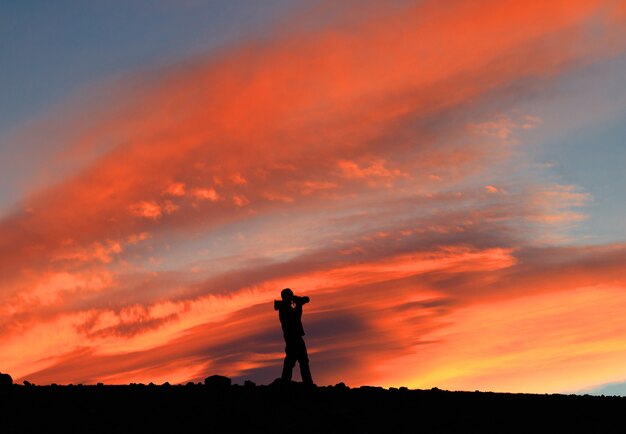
[
  {"xmin": 1, "ymin": 372, "xmax": 625, "ymax": 433},
  {"xmin": 0, "ymin": 371, "xmax": 12, "ymax": 388}
]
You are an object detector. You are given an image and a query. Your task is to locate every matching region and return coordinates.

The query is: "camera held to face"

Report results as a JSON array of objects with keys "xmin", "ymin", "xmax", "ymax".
[
  {"xmin": 274, "ymin": 295, "xmax": 310, "ymax": 310},
  {"xmin": 292, "ymin": 295, "xmax": 310, "ymax": 305}
]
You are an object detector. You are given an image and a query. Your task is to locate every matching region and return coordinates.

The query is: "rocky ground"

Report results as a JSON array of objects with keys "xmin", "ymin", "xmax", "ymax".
[{"xmin": 1, "ymin": 374, "xmax": 624, "ymax": 433}]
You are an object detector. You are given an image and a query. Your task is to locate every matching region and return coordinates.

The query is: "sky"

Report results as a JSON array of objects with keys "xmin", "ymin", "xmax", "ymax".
[{"xmin": 1, "ymin": 0, "xmax": 626, "ymax": 395}]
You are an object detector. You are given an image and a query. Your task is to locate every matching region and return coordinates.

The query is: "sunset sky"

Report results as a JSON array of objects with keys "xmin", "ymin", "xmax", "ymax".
[{"xmin": 1, "ymin": 0, "xmax": 626, "ymax": 394}]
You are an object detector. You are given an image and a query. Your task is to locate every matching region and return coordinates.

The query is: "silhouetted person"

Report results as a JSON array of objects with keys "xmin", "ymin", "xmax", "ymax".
[{"xmin": 274, "ymin": 288, "xmax": 314, "ymax": 385}]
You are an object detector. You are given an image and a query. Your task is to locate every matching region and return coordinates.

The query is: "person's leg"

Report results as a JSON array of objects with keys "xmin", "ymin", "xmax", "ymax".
[
  {"xmin": 282, "ymin": 343, "xmax": 296, "ymax": 381},
  {"xmin": 281, "ymin": 358, "xmax": 294, "ymax": 381},
  {"xmin": 297, "ymin": 337, "xmax": 314, "ymax": 385},
  {"xmin": 300, "ymin": 361, "xmax": 313, "ymax": 385}
]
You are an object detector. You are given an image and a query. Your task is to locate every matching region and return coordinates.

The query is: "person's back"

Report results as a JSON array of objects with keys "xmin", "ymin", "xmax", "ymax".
[{"xmin": 275, "ymin": 288, "xmax": 313, "ymax": 385}]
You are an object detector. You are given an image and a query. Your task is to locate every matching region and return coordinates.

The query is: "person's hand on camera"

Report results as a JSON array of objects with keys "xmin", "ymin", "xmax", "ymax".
[{"xmin": 293, "ymin": 295, "xmax": 310, "ymax": 305}]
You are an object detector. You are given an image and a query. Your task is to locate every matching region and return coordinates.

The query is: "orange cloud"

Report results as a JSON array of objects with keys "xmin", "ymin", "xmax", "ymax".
[
  {"xmin": 129, "ymin": 201, "xmax": 163, "ymax": 220},
  {"xmin": 13, "ymin": 242, "xmax": 626, "ymax": 390},
  {"xmin": 191, "ymin": 188, "xmax": 220, "ymax": 202},
  {"xmin": 163, "ymin": 182, "xmax": 186, "ymax": 197},
  {"xmin": 378, "ymin": 283, "xmax": 626, "ymax": 394},
  {"xmin": 1, "ymin": 0, "xmax": 611, "ymax": 272}
]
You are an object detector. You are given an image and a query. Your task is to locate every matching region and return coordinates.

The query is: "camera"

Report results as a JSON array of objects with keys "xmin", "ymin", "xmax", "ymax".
[
  {"xmin": 274, "ymin": 295, "xmax": 310, "ymax": 310},
  {"xmin": 292, "ymin": 295, "xmax": 310, "ymax": 305}
]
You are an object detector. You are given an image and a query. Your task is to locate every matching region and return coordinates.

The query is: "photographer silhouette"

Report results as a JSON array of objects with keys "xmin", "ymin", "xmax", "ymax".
[{"xmin": 274, "ymin": 288, "xmax": 314, "ymax": 385}]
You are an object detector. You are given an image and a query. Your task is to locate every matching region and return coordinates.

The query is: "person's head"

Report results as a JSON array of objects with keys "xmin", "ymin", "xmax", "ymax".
[{"xmin": 281, "ymin": 288, "xmax": 293, "ymax": 302}]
